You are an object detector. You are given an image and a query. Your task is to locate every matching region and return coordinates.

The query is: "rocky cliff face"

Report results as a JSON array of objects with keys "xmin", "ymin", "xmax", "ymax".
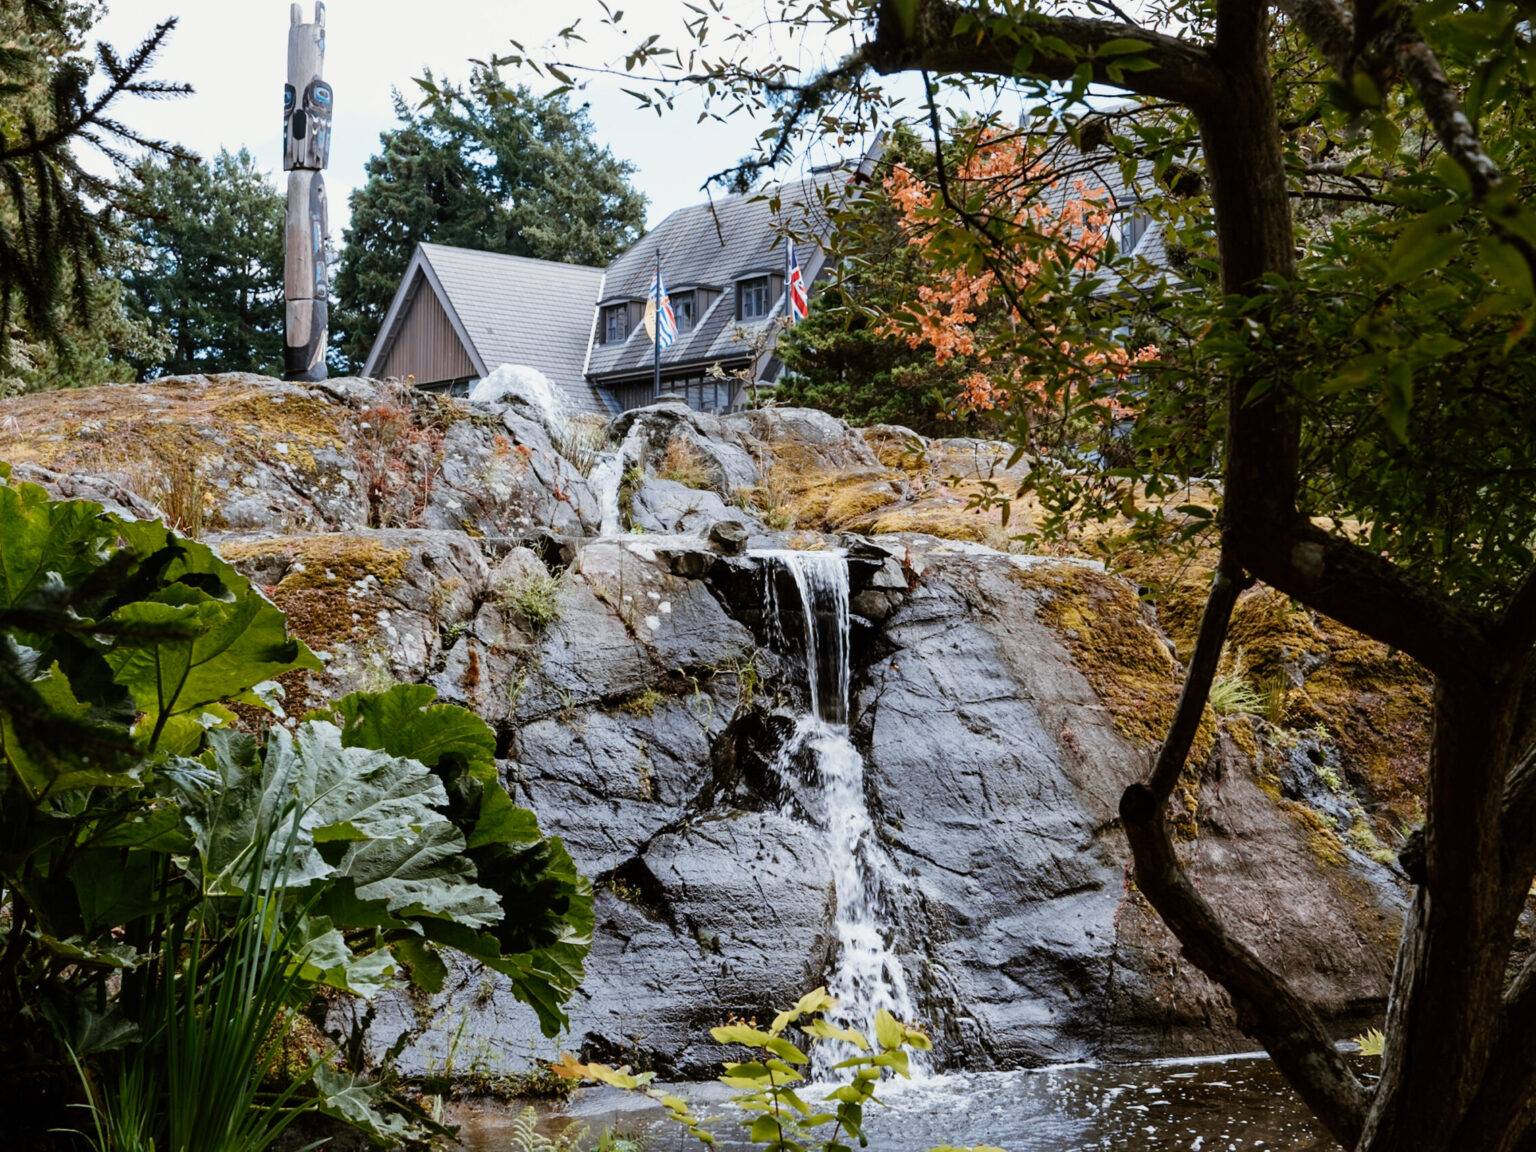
[{"xmin": 0, "ymin": 373, "xmax": 1420, "ymax": 1079}]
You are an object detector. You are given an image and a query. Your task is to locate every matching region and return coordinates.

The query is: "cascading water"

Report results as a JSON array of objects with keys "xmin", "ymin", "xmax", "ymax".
[
  {"xmin": 757, "ymin": 550, "xmax": 925, "ymax": 1078},
  {"xmin": 589, "ymin": 423, "xmax": 648, "ymax": 537}
]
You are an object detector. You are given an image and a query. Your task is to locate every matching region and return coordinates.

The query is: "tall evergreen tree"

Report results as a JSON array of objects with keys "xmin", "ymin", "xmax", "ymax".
[
  {"xmin": 333, "ymin": 71, "xmax": 647, "ymax": 370},
  {"xmin": 124, "ymin": 148, "xmax": 286, "ymax": 378},
  {"xmin": 0, "ymin": 0, "xmax": 186, "ymax": 360}
]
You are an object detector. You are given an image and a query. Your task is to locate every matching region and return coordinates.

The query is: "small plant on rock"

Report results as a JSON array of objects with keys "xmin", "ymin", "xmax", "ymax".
[
  {"xmin": 501, "ymin": 571, "xmax": 563, "ymax": 632},
  {"xmin": 1208, "ymin": 668, "xmax": 1264, "ymax": 717},
  {"xmin": 554, "ymin": 987, "xmax": 1001, "ymax": 1152},
  {"xmin": 658, "ymin": 436, "xmax": 713, "ymax": 490}
]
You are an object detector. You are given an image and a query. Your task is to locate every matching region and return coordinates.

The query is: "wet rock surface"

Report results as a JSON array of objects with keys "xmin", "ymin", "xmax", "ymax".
[{"xmin": 3, "ymin": 376, "xmax": 1418, "ymax": 1079}]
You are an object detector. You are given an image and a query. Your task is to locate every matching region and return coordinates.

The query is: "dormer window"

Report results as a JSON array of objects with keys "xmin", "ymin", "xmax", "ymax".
[
  {"xmin": 737, "ymin": 276, "xmax": 772, "ymax": 321},
  {"xmin": 603, "ymin": 304, "xmax": 630, "ymax": 344},
  {"xmin": 1120, "ymin": 210, "xmax": 1151, "ymax": 255},
  {"xmin": 673, "ymin": 291, "xmax": 696, "ymax": 333}
]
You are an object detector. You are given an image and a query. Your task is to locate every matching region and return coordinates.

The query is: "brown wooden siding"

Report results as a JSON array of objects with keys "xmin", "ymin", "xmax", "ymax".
[{"xmin": 378, "ymin": 278, "xmax": 477, "ymax": 385}]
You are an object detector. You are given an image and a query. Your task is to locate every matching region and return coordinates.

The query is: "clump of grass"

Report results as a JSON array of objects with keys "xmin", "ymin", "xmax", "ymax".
[
  {"xmin": 499, "ymin": 572, "xmax": 562, "ymax": 632},
  {"xmin": 128, "ymin": 454, "xmax": 207, "ymax": 536},
  {"xmin": 735, "ymin": 465, "xmax": 797, "ymax": 531},
  {"xmin": 553, "ymin": 415, "xmax": 609, "ymax": 475},
  {"xmin": 1209, "ymin": 666, "xmax": 1264, "ymax": 717},
  {"xmin": 657, "ymin": 436, "xmax": 712, "ymax": 489}
]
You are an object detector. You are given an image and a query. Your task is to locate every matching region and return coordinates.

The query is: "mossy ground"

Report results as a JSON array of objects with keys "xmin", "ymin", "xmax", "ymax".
[
  {"xmin": 1113, "ymin": 545, "xmax": 1430, "ymax": 841},
  {"xmin": 0, "ymin": 379, "xmax": 349, "ymax": 526}
]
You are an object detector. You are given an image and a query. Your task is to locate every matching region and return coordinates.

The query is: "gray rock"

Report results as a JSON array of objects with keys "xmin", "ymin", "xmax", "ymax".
[
  {"xmin": 629, "ymin": 477, "xmax": 751, "ymax": 537},
  {"xmin": 708, "ymin": 519, "xmax": 749, "ymax": 556}
]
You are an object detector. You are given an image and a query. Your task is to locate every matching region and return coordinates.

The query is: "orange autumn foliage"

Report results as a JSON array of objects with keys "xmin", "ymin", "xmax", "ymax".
[{"xmin": 881, "ymin": 131, "xmax": 1156, "ymax": 420}]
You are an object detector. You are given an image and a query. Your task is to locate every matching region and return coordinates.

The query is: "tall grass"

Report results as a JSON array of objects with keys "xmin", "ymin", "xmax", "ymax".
[{"xmin": 72, "ymin": 811, "xmax": 324, "ymax": 1152}]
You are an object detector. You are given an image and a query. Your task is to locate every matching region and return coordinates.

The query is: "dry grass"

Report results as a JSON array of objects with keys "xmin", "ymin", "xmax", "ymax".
[
  {"xmin": 553, "ymin": 415, "xmax": 609, "ymax": 475},
  {"xmin": 657, "ymin": 436, "xmax": 713, "ymax": 490},
  {"xmin": 126, "ymin": 453, "xmax": 208, "ymax": 536}
]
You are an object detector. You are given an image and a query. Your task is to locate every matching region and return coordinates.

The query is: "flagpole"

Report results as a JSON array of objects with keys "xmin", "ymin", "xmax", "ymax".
[
  {"xmin": 653, "ymin": 248, "xmax": 662, "ymax": 401},
  {"xmin": 785, "ymin": 241, "xmax": 793, "ymax": 328}
]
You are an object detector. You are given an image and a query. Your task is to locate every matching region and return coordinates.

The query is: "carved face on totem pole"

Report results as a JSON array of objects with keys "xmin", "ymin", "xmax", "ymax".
[{"xmin": 283, "ymin": 78, "xmax": 334, "ymax": 171}]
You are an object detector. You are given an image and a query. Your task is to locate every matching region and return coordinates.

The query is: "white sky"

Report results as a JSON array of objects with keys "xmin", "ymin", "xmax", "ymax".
[{"xmin": 90, "ymin": 0, "xmax": 877, "ymax": 233}]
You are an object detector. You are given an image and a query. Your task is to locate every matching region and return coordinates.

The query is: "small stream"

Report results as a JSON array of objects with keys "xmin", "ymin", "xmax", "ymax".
[{"xmin": 453, "ymin": 1053, "xmax": 1364, "ymax": 1150}]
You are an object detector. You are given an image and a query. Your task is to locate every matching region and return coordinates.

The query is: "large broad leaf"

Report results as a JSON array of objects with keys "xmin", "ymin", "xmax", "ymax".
[
  {"xmin": 102, "ymin": 524, "xmax": 319, "ymax": 747},
  {"xmin": 175, "ymin": 720, "xmax": 503, "ymax": 935},
  {"xmin": 294, "ymin": 915, "xmax": 399, "ymax": 1000},
  {"xmin": 311, "ymin": 685, "xmax": 593, "ymax": 1035},
  {"xmin": 316, "ymin": 683, "xmax": 496, "ymax": 777},
  {"xmin": 0, "ymin": 481, "xmax": 114, "ymax": 609},
  {"xmin": 310, "ymin": 1065, "xmax": 425, "ymax": 1144}
]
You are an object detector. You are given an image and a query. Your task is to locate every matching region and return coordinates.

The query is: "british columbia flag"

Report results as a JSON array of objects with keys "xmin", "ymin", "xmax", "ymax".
[
  {"xmin": 787, "ymin": 241, "xmax": 810, "ymax": 322},
  {"xmin": 646, "ymin": 266, "xmax": 677, "ymax": 350}
]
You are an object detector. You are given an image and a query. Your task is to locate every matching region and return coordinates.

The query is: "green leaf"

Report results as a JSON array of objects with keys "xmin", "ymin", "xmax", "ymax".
[
  {"xmin": 873, "ymin": 1010, "xmax": 906, "ymax": 1051},
  {"xmin": 0, "ymin": 482, "xmax": 113, "ymax": 609},
  {"xmin": 394, "ymin": 935, "xmax": 448, "ymax": 994},
  {"xmin": 102, "ymin": 531, "xmax": 318, "ymax": 746},
  {"xmin": 713, "ymin": 1023, "xmax": 779, "ymax": 1048},
  {"xmin": 1095, "ymin": 37, "xmax": 1150, "ymax": 56},
  {"xmin": 311, "ymin": 1065, "xmax": 422, "ymax": 1144},
  {"xmin": 318, "ymin": 683, "xmax": 496, "ymax": 777},
  {"xmin": 296, "ymin": 916, "xmax": 399, "ymax": 999}
]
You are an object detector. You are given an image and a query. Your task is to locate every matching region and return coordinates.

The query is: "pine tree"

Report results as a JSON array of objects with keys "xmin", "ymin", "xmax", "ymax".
[
  {"xmin": 332, "ymin": 72, "xmax": 647, "ymax": 370},
  {"xmin": 124, "ymin": 149, "xmax": 286, "ymax": 378},
  {"xmin": 0, "ymin": 0, "xmax": 187, "ymax": 360}
]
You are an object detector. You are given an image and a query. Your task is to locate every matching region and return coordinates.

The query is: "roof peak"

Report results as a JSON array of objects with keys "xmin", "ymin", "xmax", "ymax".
[{"xmin": 418, "ymin": 242, "xmax": 604, "ymax": 276}]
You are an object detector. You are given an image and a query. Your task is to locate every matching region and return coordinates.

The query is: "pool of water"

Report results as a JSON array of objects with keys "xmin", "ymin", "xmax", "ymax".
[{"xmin": 452, "ymin": 1052, "xmax": 1365, "ymax": 1151}]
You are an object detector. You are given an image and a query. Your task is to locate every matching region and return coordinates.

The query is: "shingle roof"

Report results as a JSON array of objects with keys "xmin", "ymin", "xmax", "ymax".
[
  {"xmin": 366, "ymin": 244, "xmax": 609, "ymax": 413},
  {"xmin": 419, "ymin": 244, "xmax": 609, "ymax": 412},
  {"xmin": 586, "ymin": 172, "xmax": 846, "ymax": 382}
]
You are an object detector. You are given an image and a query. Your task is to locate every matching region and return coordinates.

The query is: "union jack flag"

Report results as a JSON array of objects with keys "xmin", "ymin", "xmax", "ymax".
[
  {"xmin": 646, "ymin": 267, "xmax": 677, "ymax": 351},
  {"xmin": 787, "ymin": 241, "xmax": 810, "ymax": 322}
]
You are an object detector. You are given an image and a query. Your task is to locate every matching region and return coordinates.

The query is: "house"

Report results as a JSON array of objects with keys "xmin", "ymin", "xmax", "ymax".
[
  {"xmin": 362, "ymin": 243, "xmax": 610, "ymax": 412},
  {"xmin": 362, "ymin": 140, "xmax": 1171, "ymax": 418},
  {"xmin": 362, "ymin": 171, "xmax": 850, "ymax": 417},
  {"xmin": 585, "ymin": 171, "xmax": 842, "ymax": 413}
]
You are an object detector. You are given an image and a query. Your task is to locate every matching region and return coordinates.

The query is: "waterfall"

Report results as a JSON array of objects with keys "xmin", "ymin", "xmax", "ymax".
[
  {"xmin": 589, "ymin": 423, "xmax": 647, "ymax": 537},
  {"xmin": 757, "ymin": 550, "xmax": 924, "ymax": 1078}
]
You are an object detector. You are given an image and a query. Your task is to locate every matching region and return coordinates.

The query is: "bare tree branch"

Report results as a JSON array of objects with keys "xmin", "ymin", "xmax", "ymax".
[{"xmin": 1119, "ymin": 551, "xmax": 1371, "ymax": 1148}]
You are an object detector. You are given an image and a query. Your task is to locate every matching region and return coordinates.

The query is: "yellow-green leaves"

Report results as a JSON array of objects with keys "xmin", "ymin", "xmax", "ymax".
[{"xmin": 557, "ymin": 988, "xmax": 949, "ymax": 1152}]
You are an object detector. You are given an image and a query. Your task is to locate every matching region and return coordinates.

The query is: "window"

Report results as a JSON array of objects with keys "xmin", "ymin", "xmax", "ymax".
[
  {"xmin": 673, "ymin": 291, "xmax": 696, "ymax": 333},
  {"xmin": 1120, "ymin": 210, "xmax": 1151, "ymax": 255},
  {"xmin": 737, "ymin": 277, "xmax": 771, "ymax": 321},
  {"xmin": 603, "ymin": 305, "xmax": 629, "ymax": 344}
]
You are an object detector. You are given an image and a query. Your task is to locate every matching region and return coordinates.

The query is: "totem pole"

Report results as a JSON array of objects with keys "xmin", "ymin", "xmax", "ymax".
[{"xmin": 282, "ymin": 2, "xmax": 332, "ymax": 381}]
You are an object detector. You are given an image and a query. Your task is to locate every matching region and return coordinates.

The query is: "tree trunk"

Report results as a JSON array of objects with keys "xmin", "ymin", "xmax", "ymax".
[{"xmin": 1359, "ymin": 678, "xmax": 1524, "ymax": 1151}]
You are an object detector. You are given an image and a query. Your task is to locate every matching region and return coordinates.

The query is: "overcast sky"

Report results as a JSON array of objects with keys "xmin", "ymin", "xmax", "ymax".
[{"xmin": 91, "ymin": 0, "xmax": 881, "ymax": 234}]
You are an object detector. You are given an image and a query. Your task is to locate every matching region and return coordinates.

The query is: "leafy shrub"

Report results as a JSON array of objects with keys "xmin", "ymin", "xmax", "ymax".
[
  {"xmin": 0, "ymin": 473, "xmax": 591, "ymax": 1140},
  {"xmin": 556, "ymin": 987, "xmax": 1001, "ymax": 1152}
]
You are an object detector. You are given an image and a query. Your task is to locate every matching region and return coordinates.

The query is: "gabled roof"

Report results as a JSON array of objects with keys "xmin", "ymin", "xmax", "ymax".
[
  {"xmin": 586, "ymin": 172, "xmax": 845, "ymax": 382},
  {"xmin": 364, "ymin": 243, "xmax": 609, "ymax": 413}
]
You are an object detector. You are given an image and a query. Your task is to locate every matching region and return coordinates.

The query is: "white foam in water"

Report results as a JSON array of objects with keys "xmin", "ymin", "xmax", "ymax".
[
  {"xmin": 758, "ymin": 550, "xmax": 925, "ymax": 1079},
  {"xmin": 589, "ymin": 422, "xmax": 648, "ymax": 537}
]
